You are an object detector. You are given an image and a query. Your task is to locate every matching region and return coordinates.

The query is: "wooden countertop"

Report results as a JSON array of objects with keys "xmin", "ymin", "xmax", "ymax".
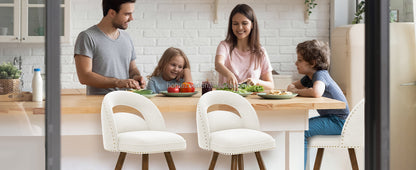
[{"xmin": 0, "ymin": 89, "xmax": 346, "ymax": 114}]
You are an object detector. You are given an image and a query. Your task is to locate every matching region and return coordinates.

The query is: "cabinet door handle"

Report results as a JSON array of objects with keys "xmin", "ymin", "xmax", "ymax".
[
  {"xmin": 22, "ymin": 37, "xmax": 25, "ymax": 40},
  {"xmin": 400, "ymin": 81, "xmax": 416, "ymax": 86},
  {"xmin": 15, "ymin": 37, "xmax": 19, "ymax": 40}
]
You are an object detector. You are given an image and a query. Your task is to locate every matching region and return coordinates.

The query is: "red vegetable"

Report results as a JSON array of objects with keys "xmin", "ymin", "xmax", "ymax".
[
  {"xmin": 180, "ymin": 82, "xmax": 195, "ymax": 93},
  {"xmin": 167, "ymin": 85, "xmax": 180, "ymax": 93}
]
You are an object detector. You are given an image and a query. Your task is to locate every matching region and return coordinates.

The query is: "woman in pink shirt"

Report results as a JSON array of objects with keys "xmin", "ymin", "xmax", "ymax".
[{"xmin": 215, "ymin": 4, "xmax": 274, "ymax": 90}]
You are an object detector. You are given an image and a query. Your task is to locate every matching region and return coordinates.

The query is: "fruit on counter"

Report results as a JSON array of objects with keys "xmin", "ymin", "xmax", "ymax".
[
  {"xmin": 180, "ymin": 82, "xmax": 195, "ymax": 93},
  {"xmin": 167, "ymin": 85, "xmax": 180, "ymax": 93}
]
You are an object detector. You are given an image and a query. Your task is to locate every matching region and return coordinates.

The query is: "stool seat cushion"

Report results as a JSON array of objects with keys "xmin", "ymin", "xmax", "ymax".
[
  {"xmin": 118, "ymin": 131, "xmax": 186, "ymax": 154},
  {"xmin": 210, "ymin": 128, "xmax": 276, "ymax": 155}
]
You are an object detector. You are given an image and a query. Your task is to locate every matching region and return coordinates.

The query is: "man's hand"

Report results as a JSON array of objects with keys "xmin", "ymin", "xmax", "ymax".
[
  {"xmin": 115, "ymin": 79, "xmax": 141, "ymax": 89},
  {"xmin": 133, "ymin": 75, "xmax": 146, "ymax": 89}
]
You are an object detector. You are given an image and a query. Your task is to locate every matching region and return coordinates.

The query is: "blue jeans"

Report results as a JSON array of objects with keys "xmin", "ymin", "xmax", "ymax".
[{"xmin": 304, "ymin": 115, "xmax": 345, "ymax": 169}]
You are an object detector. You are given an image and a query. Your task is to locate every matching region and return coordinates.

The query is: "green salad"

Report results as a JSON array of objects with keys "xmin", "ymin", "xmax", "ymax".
[
  {"xmin": 131, "ymin": 89, "xmax": 153, "ymax": 95},
  {"xmin": 216, "ymin": 83, "xmax": 264, "ymax": 93}
]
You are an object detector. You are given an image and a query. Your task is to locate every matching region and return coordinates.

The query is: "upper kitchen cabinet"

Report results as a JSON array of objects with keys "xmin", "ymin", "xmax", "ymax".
[{"xmin": 0, "ymin": 0, "xmax": 70, "ymax": 43}]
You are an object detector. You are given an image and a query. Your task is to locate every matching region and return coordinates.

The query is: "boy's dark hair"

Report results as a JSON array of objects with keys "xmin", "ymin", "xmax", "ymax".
[
  {"xmin": 102, "ymin": 0, "xmax": 136, "ymax": 17},
  {"xmin": 296, "ymin": 39, "xmax": 330, "ymax": 70}
]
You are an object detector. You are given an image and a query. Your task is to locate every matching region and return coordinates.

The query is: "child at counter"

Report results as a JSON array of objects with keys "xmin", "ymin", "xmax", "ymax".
[
  {"xmin": 287, "ymin": 39, "xmax": 350, "ymax": 169},
  {"xmin": 146, "ymin": 47, "xmax": 192, "ymax": 93}
]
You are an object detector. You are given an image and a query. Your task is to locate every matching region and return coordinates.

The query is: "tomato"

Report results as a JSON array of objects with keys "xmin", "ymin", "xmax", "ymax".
[
  {"xmin": 180, "ymin": 82, "xmax": 195, "ymax": 93},
  {"xmin": 167, "ymin": 85, "xmax": 180, "ymax": 93}
]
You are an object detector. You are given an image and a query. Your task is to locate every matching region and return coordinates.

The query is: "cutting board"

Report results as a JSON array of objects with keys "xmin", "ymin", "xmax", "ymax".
[{"xmin": 0, "ymin": 92, "xmax": 32, "ymax": 101}]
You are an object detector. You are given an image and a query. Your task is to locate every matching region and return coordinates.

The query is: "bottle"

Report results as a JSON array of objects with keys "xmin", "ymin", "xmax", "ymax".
[
  {"xmin": 32, "ymin": 68, "xmax": 43, "ymax": 102},
  {"xmin": 202, "ymin": 80, "xmax": 212, "ymax": 95}
]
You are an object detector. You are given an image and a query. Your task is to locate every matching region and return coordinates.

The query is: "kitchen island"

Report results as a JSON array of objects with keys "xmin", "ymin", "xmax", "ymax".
[{"xmin": 0, "ymin": 90, "xmax": 345, "ymax": 170}]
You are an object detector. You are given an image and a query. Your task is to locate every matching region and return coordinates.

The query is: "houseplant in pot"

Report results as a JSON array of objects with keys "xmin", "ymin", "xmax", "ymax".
[{"xmin": 0, "ymin": 62, "xmax": 22, "ymax": 95}]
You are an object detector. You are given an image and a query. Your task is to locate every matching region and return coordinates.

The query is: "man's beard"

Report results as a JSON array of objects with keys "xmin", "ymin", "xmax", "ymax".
[{"xmin": 112, "ymin": 21, "xmax": 127, "ymax": 30}]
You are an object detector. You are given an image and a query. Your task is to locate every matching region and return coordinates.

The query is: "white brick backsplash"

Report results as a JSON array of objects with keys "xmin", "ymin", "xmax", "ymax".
[
  {"xmin": 144, "ymin": 64, "xmax": 157, "ymax": 73},
  {"xmin": 136, "ymin": 55, "xmax": 158, "ymax": 64},
  {"xmin": 143, "ymin": 30, "xmax": 170, "ymax": 38},
  {"xmin": 280, "ymin": 46, "xmax": 297, "ymax": 54},
  {"xmin": 184, "ymin": 38, "xmax": 210, "ymax": 46},
  {"xmin": 190, "ymin": 64, "xmax": 199, "ymax": 71},
  {"xmin": 172, "ymin": 12, "xmax": 198, "ymax": 20},
  {"xmin": 265, "ymin": 20, "xmax": 292, "ymax": 29},
  {"xmin": 199, "ymin": 29, "xmax": 226, "ymax": 37},
  {"xmin": 158, "ymin": 4, "xmax": 184, "ymax": 12},
  {"xmin": 61, "ymin": 55, "xmax": 74, "ymax": 64},
  {"xmin": 171, "ymin": 30, "xmax": 198, "ymax": 38},
  {"xmin": 144, "ymin": 47, "xmax": 169, "ymax": 55},
  {"xmin": 199, "ymin": 63, "xmax": 214, "ymax": 72},
  {"xmin": 133, "ymin": 38, "xmax": 156, "ymax": 47},
  {"xmin": 133, "ymin": 20, "xmax": 156, "ymax": 29},
  {"xmin": 198, "ymin": 46, "xmax": 217, "ymax": 55},
  {"xmin": 270, "ymin": 54, "xmax": 294, "ymax": 63},
  {"xmin": 184, "ymin": 20, "xmax": 210, "ymax": 29},
  {"xmin": 136, "ymin": 3, "xmax": 157, "ymax": 12},
  {"xmin": 157, "ymin": 38, "xmax": 183, "ymax": 46},
  {"xmin": 181, "ymin": 47, "xmax": 197, "ymax": 55},
  {"xmin": 157, "ymin": 20, "xmax": 183, "ymax": 29},
  {"xmin": 189, "ymin": 56, "xmax": 213, "ymax": 63},
  {"xmin": 280, "ymin": 29, "xmax": 305, "ymax": 37},
  {"xmin": 306, "ymin": 29, "xmax": 330, "ymax": 37},
  {"xmin": 3, "ymin": 47, "xmax": 31, "ymax": 56},
  {"xmin": 211, "ymin": 38, "xmax": 225, "ymax": 46},
  {"xmin": 32, "ymin": 47, "xmax": 45, "ymax": 56},
  {"xmin": 0, "ymin": 0, "xmax": 331, "ymax": 90},
  {"xmin": 61, "ymin": 73, "xmax": 74, "ymax": 82},
  {"xmin": 281, "ymin": 63, "xmax": 298, "ymax": 72},
  {"xmin": 185, "ymin": 4, "xmax": 212, "ymax": 12},
  {"xmin": 62, "ymin": 64, "xmax": 76, "ymax": 74},
  {"xmin": 143, "ymin": 12, "xmax": 170, "ymax": 20}
]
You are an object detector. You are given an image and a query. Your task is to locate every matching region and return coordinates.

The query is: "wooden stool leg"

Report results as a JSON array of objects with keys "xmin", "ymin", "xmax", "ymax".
[
  {"xmin": 231, "ymin": 155, "xmax": 238, "ymax": 170},
  {"xmin": 237, "ymin": 154, "xmax": 244, "ymax": 170},
  {"xmin": 313, "ymin": 148, "xmax": 324, "ymax": 170},
  {"xmin": 209, "ymin": 152, "xmax": 219, "ymax": 170},
  {"xmin": 164, "ymin": 152, "xmax": 176, "ymax": 170},
  {"xmin": 142, "ymin": 154, "xmax": 149, "ymax": 170},
  {"xmin": 115, "ymin": 152, "xmax": 127, "ymax": 170},
  {"xmin": 254, "ymin": 152, "xmax": 265, "ymax": 170},
  {"xmin": 348, "ymin": 148, "xmax": 359, "ymax": 170}
]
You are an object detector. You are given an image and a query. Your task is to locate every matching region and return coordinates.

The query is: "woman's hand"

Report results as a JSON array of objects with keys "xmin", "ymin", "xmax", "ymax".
[
  {"xmin": 243, "ymin": 78, "xmax": 259, "ymax": 86},
  {"xmin": 225, "ymin": 73, "xmax": 239, "ymax": 91}
]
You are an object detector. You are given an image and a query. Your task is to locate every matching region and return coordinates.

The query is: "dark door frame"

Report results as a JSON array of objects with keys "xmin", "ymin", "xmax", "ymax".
[
  {"xmin": 45, "ymin": 1, "xmax": 61, "ymax": 170},
  {"xmin": 365, "ymin": 0, "xmax": 390, "ymax": 170}
]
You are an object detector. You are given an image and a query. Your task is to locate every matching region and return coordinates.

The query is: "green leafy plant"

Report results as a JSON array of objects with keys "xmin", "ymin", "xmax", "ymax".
[
  {"xmin": 352, "ymin": 1, "xmax": 365, "ymax": 24},
  {"xmin": 305, "ymin": 0, "xmax": 317, "ymax": 16},
  {"xmin": 0, "ymin": 62, "xmax": 22, "ymax": 79}
]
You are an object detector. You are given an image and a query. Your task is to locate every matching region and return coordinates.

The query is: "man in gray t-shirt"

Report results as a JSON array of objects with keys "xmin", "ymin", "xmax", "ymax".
[{"xmin": 74, "ymin": 0, "xmax": 145, "ymax": 95}]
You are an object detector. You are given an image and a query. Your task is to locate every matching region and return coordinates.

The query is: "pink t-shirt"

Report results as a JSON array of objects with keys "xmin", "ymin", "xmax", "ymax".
[{"xmin": 216, "ymin": 41, "xmax": 273, "ymax": 85}]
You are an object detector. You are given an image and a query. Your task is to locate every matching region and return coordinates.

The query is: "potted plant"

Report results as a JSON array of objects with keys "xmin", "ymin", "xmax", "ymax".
[
  {"xmin": 352, "ymin": 1, "xmax": 365, "ymax": 24},
  {"xmin": 304, "ymin": 0, "xmax": 317, "ymax": 23},
  {"xmin": 0, "ymin": 62, "xmax": 22, "ymax": 94}
]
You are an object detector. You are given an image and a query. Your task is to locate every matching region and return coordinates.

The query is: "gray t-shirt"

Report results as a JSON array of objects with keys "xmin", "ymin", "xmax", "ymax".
[
  {"xmin": 301, "ymin": 70, "xmax": 350, "ymax": 119},
  {"xmin": 74, "ymin": 25, "xmax": 136, "ymax": 95},
  {"xmin": 146, "ymin": 75, "xmax": 184, "ymax": 93}
]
